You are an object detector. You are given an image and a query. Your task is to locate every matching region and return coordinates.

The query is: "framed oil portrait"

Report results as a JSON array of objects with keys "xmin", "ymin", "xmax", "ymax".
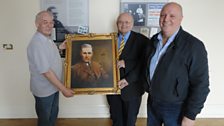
[{"xmin": 64, "ymin": 33, "xmax": 120, "ymax": 95}]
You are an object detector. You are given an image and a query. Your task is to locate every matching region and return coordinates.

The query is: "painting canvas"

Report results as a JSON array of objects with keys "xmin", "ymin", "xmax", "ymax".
[{"xmin": 64, "ymin": 33, "xmax": 120, "ymax": 95}]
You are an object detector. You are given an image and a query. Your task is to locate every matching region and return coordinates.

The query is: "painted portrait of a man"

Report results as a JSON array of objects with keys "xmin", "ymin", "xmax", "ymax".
[{"xmin": 71, "ymin": 42, "xmax": 113, "ymax": 88}]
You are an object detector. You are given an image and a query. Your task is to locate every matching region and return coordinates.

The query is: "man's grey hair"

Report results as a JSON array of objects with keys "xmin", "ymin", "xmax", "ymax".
[
  {"xmin": 81, "ymin": 44, "xmax": 93, "ymax": 50},
  {"xmin": 35, "ymin": 11, "xmax": 53, "ymax": 23},
  {"xmin": 117, "ymin": 12, "xmax": 134, "ymax": 25}
]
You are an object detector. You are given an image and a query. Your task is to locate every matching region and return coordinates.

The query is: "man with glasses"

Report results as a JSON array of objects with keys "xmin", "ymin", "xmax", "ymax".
[{"xmin": 106, "ymin": 12, "xmax": 150, "ymax": 126}]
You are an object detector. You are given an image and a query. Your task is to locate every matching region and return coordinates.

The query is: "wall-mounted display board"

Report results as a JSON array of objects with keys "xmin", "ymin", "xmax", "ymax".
[{"xmin": 120, "ymin": 0, "xmax": 168, "ymax": 38}]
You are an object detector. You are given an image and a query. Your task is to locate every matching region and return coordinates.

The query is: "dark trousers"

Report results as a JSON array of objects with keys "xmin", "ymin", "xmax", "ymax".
[
  {"xmin": 147, "ymin": 96, "xmax": 183, "ymax": 126},
  {"xmin": 34, "ymin": 92, "xmax": 59, "ymax": 126},
  {"xmin": 106, "ymin": 95, "xmax": 142, "ymax": 126}
]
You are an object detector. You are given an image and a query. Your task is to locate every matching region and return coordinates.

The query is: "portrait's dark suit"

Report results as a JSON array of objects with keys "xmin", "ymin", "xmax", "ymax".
[{"xmin": 107, "ymin": 31, "xmax": 149, "ymax": 126}]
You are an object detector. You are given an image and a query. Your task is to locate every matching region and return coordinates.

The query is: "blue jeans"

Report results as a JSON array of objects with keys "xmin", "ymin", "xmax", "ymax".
[
  {"xmin": 34, "ymin": 92, "xmax": 59, "ymax": 126},
  {"xmin": 147, "ymin": 97, "xmax": 183, "ymax": 126}
]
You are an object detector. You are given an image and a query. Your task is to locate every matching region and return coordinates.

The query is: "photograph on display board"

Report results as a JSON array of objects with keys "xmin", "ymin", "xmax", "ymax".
[{"xmin": 123, "ymin": 3, "xmax": 146, "ymax": 26}]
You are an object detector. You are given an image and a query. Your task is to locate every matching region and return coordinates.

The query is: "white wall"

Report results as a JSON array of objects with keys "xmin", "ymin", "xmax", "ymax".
[{"xmin": 0, "ymin": 0, "xmax": 224, "ymax": 118}]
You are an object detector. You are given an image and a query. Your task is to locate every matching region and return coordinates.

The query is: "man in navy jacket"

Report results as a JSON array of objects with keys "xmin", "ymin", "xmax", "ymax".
[{"xmin": 142, "ymin": 2, "xmax": 210, "ymax": 126}]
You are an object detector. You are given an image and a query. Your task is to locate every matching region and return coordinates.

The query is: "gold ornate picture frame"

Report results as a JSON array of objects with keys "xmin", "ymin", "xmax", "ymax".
[{"xmin": 64, "ymin": 33, "xmax": 120, "ymax": 95}]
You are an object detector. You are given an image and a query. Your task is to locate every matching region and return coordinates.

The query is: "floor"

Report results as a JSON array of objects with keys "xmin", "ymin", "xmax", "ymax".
[{"xmin": 0, "ymin": 118, "xmax": 223, "ymax": 126}]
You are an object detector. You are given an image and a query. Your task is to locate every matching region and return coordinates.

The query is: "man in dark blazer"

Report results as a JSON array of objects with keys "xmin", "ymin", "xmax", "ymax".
[
  {"xmin": 142, "ymin": 2, "xmax": 210, "ymax": 126},
  {"xmin": 106, "ymin": 12, "xmax": 149, "ymax": 126}
]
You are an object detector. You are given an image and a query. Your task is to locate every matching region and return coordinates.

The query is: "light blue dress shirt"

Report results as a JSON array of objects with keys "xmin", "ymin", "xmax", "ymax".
[{"xmin": 149, "ymin": 30, "xmax": 179, "ymax": 80}]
